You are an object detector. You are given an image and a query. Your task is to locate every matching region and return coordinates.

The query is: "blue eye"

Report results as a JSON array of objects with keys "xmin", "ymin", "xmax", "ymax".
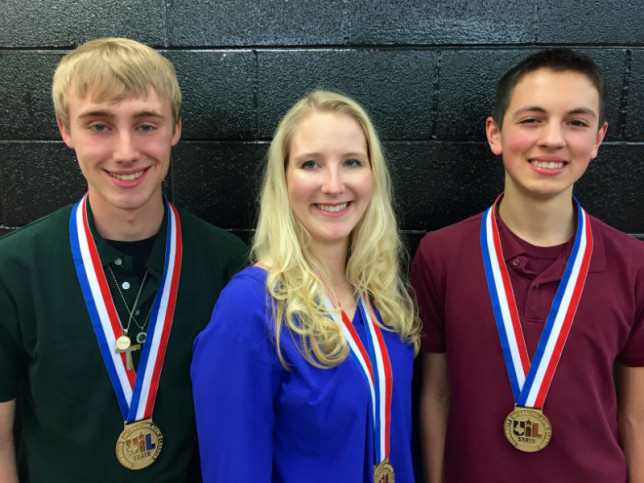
[
  {"xmin": 344, "ymin": 158, "xmax": 362, "ymax": 168},
  {"xmin": 301, "ymin": 160, "xmax": 318, "ymax": 169},
  {"xmin": 139, "ymin": 124, "xmax": 155, "ymax": 132},
  {"xmin": 90, "ymin": 124, "xmax": 107, "ymax": 132}
]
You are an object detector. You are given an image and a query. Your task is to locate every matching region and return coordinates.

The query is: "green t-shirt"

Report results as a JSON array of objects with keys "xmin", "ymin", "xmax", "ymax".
[{"xmin": 0, "ymin": 203, "xmax": 247, "ymax": 482}]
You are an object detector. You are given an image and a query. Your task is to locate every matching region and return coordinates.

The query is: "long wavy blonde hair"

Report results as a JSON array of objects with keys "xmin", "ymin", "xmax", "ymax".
[{"xmin": 252, "ymin": 90, "xmax": 420, "ymax": 368}]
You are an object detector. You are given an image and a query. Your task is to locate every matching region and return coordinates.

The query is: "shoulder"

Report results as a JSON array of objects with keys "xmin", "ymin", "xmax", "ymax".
[
  {"xmin": 201, "ymin": 266, "xmax": 272, "ymax": 339},
  {"xmin": 0, "ymin": 205, "xmax": 73, "ymax": 264},
  {"xmin": 589, "ymin": 215, "xmax": 644, "ymax": 266},
  {"xmin": 218, "ymin": 266, "xmax": 268, "ymax": 304},
  {"xmin": 414, "ymin": 212, "xmax": 483, "ymax": 262}
]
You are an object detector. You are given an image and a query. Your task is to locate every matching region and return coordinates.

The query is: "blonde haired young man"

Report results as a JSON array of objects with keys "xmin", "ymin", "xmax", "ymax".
[
  {"xmin": 411, "ymin": 49, "xmax": 644, "ymax": 482},
  {"xmin": 0, "ymin": 38, "xmax": 246, "ymax": 482}
]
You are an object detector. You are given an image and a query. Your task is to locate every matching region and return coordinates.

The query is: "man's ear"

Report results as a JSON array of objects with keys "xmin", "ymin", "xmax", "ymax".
[
  {"xmin": 590, "ymin": 121, "xmax": 608, "ymax": 160},
  {"xmin": 485, "ymin": 117, "xmax": 503, "ymax": 156},
  {"xmin": 58, "ymin": 119, "xmax": 75, "ymax": 149},
  {"xmin": 171, "ymin": 117, "xmax": 182, "ymax": 146}
]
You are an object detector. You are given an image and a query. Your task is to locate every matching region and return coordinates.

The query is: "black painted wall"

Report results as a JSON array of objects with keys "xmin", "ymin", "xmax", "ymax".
[{"xmin": 1, "ymin": 1, "xmax": 643, "ymax": 253}]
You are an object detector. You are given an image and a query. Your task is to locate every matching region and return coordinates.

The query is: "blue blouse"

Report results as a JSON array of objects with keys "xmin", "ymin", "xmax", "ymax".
[{"xmin": 191, "ymin": 266, "xmax": 415, "ymax": 482}]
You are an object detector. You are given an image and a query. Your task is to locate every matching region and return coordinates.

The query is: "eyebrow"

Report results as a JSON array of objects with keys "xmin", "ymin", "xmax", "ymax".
[
  {"xmin": 78, "ymin": 110, "xmax": 165, "ymax": 120},
  {"xmin": 293, "ymin": 150, "xmax": 368, "ymax": 158},
  {"xmin": 513, "ymin": 106, "xmax": 597, "ymax": 119}
]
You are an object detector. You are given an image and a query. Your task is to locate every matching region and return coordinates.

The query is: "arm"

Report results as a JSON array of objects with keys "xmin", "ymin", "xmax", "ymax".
[
  {"xmin": 0, "ymin": 399, "xmax": 18, "ymax": 483},
  {"xmin": 191, "ymin": 274, "xmax": 279, "ymax": 482},
  {"xmin": 419, "ymin": 352, "xmax": 449, "ymax": 483},
  {"xmin": 617, "ymin": 364, "xmax": 644, "ymax": 483}
]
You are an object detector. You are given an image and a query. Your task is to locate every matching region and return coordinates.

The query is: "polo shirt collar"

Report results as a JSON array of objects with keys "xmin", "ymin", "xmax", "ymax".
[
  {"xmin": 494, "ymin": 207, "xmax": 606, "ymax": 279},
  {"xmin": 85, "ymin": 200, "xmax": 168, "ymax": 276}
]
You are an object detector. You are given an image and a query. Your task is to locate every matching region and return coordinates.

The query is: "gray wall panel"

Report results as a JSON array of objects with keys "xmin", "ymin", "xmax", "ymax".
[
  {"xmin": 1, "ymin": 142, "xmax": 85, "ymax": 226},
  {"xmin": 1, "ymin": 1, "xmax": 642, "ymax": 240},
  {"xmin": 167, "ymin": 0, "xmax": 347, "ymax": 47},
  {"xmin": 258, "ymin": 50, "xmax": 438, "ymax": 140},
  {"xmin": 0, "ymin": 1, "xmax": 163, "ymax": 47},
  {"xmin": 167, "ymin": 51, "xmax": 257, "ymax": 140},
  {"xmin": 535, "ymin": 0, "xmax": 643, "ymax": 44},
  {"xmin": 350, "ymin": 2, "xmax": 535, "ymax": 45},
  {"xmin": 0, "ymin": 52, "xmax": 64, "ymax": 140}
]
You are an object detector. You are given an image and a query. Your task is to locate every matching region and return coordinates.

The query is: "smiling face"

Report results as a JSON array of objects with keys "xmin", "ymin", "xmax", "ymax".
[
  {"xmin": 286, "ymin": 111, "xmax": 373, "ymax": 254},
  {"xmin": 486, "ymin": 68, "xmax": 607, "ymax": 202},
  {"xmin": 59, "ymin": 86, "xmax": 181, "ymax": 224}
]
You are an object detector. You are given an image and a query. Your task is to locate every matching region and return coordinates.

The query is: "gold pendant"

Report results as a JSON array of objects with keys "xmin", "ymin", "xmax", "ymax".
[
  {"xmin": 374, "ymin": 458, "xmax": 395, "ymax": 483},
  {"xmin": 115, "ymin": 418, "xmax": 164, "ymax": 470},
  {"xmin": 115, "ymin": 335, "xmax": 131, "ymax": 351},
  {"xmin": 504, "ymin": 406, "xmax": 552, "ymax": 452}
]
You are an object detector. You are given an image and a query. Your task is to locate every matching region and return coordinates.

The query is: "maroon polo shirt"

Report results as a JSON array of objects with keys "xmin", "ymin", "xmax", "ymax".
[{"xmin": 410, "ymin": 208, "xmax": 644, "ymax": 483}]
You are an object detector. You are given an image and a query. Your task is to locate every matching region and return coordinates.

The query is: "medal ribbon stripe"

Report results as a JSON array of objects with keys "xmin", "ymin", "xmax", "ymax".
[
  {"xmin": 324, "ymin": 295, "xmax": 393, "ymax": 465},
  {"xmin": 70, "ymin": 195, "xmax": 182, "ymax": 423},
  {"xmin": 80, "ymin": 199, "xmax": 138, "ymax": 389},
  {"xmin": 489, "ymin": 207, "xmax": 531, "ymax": 377},
  {"xmin": 521, "ymin": 205, "xmax": 593, "ymax": 408},
  {"xmin": 132, "ymin": 202, "xmax": 182, "ymax": 421},
  {"xmin": 481, "ymin": 206, "xmax": 528, "ymax": 399},
  {"xmin": 70, "ymin": 195, "xmax": 134, "ymax": 419},
  {"xmin": 361, "ymin": 301, "xmax": 393, "ymax": 463},
  {"xmin": 337, "ymin": 307, "xmax": 377, "ymax": 417},
  {"xmin": 481, "ymin": 196, "xmax": 593, "ymax": 410}
]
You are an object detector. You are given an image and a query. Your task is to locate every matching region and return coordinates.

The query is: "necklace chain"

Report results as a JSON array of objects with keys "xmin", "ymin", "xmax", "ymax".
[{"xmin": 107, "ymin": 264, "xmax": 153, "ymax": 335}]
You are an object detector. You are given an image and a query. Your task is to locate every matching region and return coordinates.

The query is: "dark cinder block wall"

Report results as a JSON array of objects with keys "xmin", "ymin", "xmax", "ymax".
[{"xmin": 1, "ymin": 1, "xmax": 643, "ymax": 253}]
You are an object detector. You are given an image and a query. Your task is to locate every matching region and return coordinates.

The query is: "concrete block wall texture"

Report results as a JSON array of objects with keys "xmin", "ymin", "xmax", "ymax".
[{"xmin": 1, "ymin": 1, "xmax": 643, "ymax": 252}]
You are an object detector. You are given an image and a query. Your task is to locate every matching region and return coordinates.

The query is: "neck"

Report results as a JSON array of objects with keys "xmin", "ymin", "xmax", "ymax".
[
  {"xmin": 88, "ymin": 193, "xmax": 165, "ymax": 242},
  {"xmin": 311, "ymin": 239, "xmax": 349, "ymax": 285},
  {"xmin": 498, "ymin": 187, "xmax": 576, "ymax": 247},
  {"xmin": 311, "ymin": 239, "xmax": 357, "ymax": 313}
]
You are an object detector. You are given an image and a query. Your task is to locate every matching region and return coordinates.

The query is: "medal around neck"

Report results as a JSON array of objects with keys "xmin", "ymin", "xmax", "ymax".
[
  {"xmin": 115, "ymin": 418, "xmax": 164, "ymax": 470},
  {"xmin": 324, "ymin": 294, "xmax": 395, "ymax": 479},
  {"xmin": 481, "ymin": 196, "xmax": 593, "ymax": 453},
  {"xmin": 374, "ymin": 458, "xmax": 395, "ymax": 483},
  {"xmin": 70, "ymin": 194, "xmax": 183, "ymax": 468},
  {"xmin": 504, "ymin": 406, "xmax": 552, "ymax": 452}
]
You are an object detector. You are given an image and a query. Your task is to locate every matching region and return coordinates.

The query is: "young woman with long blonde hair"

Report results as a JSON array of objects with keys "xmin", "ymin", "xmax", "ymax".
[{"xmin": 192, "ymin": 90, "xmax": 421, "ymax": 482}]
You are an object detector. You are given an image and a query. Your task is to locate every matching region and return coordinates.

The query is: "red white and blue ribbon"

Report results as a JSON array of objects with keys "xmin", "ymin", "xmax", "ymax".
[
  {"xmin": 480, "ymin": 195, "xmax": 593, "ymax": 408},
  {"xmin": 325, "ymin": 296, "xmax": 393, "ymax": 465},
  {"xmin": 70, "ymin": 194, "xmax": 183, "ymax": 422}
]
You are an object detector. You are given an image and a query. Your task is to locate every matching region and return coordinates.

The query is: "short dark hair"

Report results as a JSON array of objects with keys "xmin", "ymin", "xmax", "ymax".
[{"xmin": 491, "ymin": 48, "xmax": 607, "ymax": 128}]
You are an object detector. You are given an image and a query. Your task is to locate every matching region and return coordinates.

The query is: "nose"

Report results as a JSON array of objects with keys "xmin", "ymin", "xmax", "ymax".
[
  {"xmin": 321, "ymin": 165, "xmax": 344, "ymax": 196},
  {"xmin": 113, "ymin": 129, "xmax": 138, "ymax": 162},
  {"xmin": 540, "ymin": 121, "xmax": 565, "ymax": 148}
]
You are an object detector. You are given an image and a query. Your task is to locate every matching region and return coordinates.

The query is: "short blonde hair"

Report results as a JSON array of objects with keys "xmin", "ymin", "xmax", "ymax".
[
  {"xmin": 52, "ymin": 37, "xmax": 181, "ymax": 129},
  {"xmin": 253, "ymin": 90, "xmax": 421, "ymax": 368}
]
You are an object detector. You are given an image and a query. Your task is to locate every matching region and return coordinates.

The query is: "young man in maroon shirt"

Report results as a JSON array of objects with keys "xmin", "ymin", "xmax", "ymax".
[{"xmin": 411, "ymin": 49, "xmax": 644, "ymax": 482}]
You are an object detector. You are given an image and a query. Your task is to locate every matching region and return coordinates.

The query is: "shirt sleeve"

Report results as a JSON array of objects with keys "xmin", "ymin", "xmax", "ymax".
[
  {"xmin": 191, "ymin": 272, "xmax": 281, "ymax": 482},
  {"xmin": 409, "ymin": 234, "xmax": 447, "ymax": 353},
  {"xmin": 0, "ymin": 274, "xmax": 25, "ymax": 402},
  {"xmin": 617, "ymin": 280, "xmax": 644, "ymax": 367}
]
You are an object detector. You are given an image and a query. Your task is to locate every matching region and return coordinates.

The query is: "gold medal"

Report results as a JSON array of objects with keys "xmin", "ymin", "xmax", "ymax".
[
  {"xmin": 115, "ymin": 418, "xmax": 164, "ymax": 470},
  {"xmin": 504, "ymin": 406, "xmax": 552, "ymax": 452},
  {"xmin": 373, "ymin": 459, "xmax": 395, "ymax": 483},
  {"xmin": 115, "ymin": 335, "xmax": 131, "ymax": 351}
]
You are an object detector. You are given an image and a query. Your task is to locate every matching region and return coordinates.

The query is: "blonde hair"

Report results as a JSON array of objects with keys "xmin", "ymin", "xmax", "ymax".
[
  {"xmin": 252, "ymin": 90, "xmax": 421, "ymax": 368},
  {"xmin": 52, "ymin": 37, "xmax": 181, "ymax": 130}
]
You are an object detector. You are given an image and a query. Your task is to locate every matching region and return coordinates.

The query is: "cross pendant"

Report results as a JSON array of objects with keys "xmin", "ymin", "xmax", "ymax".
[{"xmin": 115, "ymin": 343, "xmax": 141, "ymax": 371}]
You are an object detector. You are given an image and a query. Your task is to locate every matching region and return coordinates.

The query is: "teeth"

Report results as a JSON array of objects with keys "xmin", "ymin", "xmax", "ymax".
[
  {"xmin": 531, "ymin": 160, "xmax": 564, "ymax": 169},
  {"xmin": 317, "ymin": 203, "xmax": 348, "ymax": 213},
  {"xmin": 111, "ymin": 171, "xmax": 144, "ymax": 181}
]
